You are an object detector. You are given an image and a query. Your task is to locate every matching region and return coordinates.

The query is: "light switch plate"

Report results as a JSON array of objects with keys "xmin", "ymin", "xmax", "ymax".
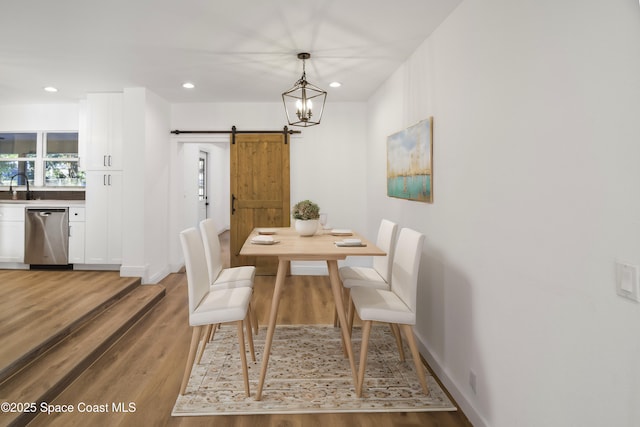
[{"xmin": 616, "ymin": 262, "xmax": 640, "ymax": 302}]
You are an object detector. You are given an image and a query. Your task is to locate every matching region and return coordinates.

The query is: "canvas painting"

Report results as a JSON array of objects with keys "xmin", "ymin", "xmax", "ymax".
[{"xmin": 387, "ymin": 117, "xmax": 433, "ymax": 203}]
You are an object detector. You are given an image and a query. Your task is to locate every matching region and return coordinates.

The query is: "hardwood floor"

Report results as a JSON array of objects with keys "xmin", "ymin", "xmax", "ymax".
[
  {"xmin": 4, "ymin": 232, "xmax": 471, "ymax": 426},
  {"xmin": 0, "ymin": 270, "xmax": 142, "ymax": 383}
]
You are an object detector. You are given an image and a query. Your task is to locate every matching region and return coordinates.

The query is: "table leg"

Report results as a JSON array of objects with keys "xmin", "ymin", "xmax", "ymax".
[
  {"xmin": 255, "ymin": 258, "xmax": 289, "ymax": 401},
  {"xmin": 327, "ymin": 259, "xmax": 358, "ymax": 388}
]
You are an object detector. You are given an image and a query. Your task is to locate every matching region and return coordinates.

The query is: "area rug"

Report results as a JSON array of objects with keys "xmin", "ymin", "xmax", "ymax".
[{"xmin": 172, "ymin": 325, "xmax": 456, "ymax": 416}]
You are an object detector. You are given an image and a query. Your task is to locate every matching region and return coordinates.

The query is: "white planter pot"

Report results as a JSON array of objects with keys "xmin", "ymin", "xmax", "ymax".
[{"xmin": 295, "ymin": 219, "xmax": 318, "ymax": 236}]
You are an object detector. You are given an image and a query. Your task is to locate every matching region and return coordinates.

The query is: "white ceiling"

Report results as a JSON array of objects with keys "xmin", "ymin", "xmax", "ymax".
[{"xmin": 0, "ymin": 0, "xmax": 462, "ymax": 105}]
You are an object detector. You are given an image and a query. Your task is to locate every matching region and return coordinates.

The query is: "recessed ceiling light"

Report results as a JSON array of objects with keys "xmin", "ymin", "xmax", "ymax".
[
  {"xmin": 182, "ymin": 82, "xmax": 195, "ymax": 89},
  {"xmin": 44, "ymin": 86, "xmax": 58, "ymax": 92},
  {"xmin": 329, "ymin": 82, "xmax": 342, "ymax": 88}
]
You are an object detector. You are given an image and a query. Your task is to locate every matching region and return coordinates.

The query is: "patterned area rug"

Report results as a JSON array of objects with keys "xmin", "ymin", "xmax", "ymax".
[{"xmin": 172, "ymin": 325, "xmax": 456, "ymax": 416}]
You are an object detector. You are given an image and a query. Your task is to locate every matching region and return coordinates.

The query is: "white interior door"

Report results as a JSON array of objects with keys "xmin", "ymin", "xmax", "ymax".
[{"xmin": 197, "ymin": 151, "xmax": 208, "ymax": 223}]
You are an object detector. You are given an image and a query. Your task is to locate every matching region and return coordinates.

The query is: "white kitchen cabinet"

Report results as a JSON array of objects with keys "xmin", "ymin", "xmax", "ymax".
[
  {"xmin": 0, "ymin": 206, "xmax": 25, "ymax": 263},
  {"xmin": 84, "ymin": 171, "xmax": 123, "ymax": 264},
  {"xmin": 83, "ymin": 92, "xmax": 124, "ymax": 266},
  {"xmin": 84, "ymin": 93, "xmax": 123, "ymax": 171},
  {"xmin": 68, "ymin": 207, "xmax": 85, "ymax": 264}
]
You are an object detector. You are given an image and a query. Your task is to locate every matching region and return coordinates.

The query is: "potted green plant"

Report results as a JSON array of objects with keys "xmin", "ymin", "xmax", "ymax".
[{"xmin": 292, "ymin": 199, "xmax": 320, "ymax": 236}]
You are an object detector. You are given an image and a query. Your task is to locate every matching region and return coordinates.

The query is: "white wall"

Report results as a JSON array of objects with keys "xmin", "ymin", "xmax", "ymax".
[
  {"xmin": 169, "ymin": 101, "xmax": 369, "ymax": 273},
  {"xmin": 0, "ymin": 104, "xmax": 78, "ymax": 130},
  {"xmin": 366, "ymin": 1, "xmax": 640, "ymax": 426},
  {"xmin": 143, "ymin": 90, "xmax": 171, "ymax": 283},
  {"xmin": 121, "ymin": 88, "xmax": 171, "ymax": 284}
]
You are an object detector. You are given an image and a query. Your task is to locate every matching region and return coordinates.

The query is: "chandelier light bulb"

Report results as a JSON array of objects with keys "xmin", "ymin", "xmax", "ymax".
[{"xmin": 295, "ymin": 99, "xmax": 313, "ymax": 121}]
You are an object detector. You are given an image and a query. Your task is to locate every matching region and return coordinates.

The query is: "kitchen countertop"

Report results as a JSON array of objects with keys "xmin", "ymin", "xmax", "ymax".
[{"xmin": 0, "ymin": 200, "xmax": 85, "ymax": 207}]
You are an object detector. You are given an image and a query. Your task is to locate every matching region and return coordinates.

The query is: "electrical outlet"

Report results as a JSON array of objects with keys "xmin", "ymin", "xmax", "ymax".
[{"xmin": 469, "ymin": 370, "xmax": 477, "ymax": 394}]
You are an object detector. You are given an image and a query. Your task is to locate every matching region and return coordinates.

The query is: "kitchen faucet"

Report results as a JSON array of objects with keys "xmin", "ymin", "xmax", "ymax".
[{"xmin": 9, "ymin": 173, "xmax": 33, "ymax": 200}]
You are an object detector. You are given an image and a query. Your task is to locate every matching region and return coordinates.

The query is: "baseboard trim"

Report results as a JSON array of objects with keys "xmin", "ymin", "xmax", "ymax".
[
  {"xmin": 290, "ymin": 263, "xmax": 328, "ymax": 276},
  {"xmin": 169, "ymin": 262, "xmax": 184, "ymax": 274},
  {"xmin": 414, "ymin": 329, "xmax": 488, "ymax": 427},
  {"xmin": 0, "ymin": 263, "xmax": 28, "ymax": 270},
  {"xmin": 146, "ymin": 266, "xmax": 171, "ymax": 284},
  {"xmin": 120, "ymin": 264, "xmax": 149, "ymax": 280},
  {"xmin": 73, "ymin": 264, "xmax": 121, "ymax": 271},
  {"xmin": 120, "ymin": 264, "xmax": 170, "ymax": 284}
]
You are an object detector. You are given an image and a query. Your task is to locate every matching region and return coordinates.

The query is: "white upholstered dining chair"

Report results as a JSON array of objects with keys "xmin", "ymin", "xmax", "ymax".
[
  {"xmin": 338, "ymin": 219, "xmax": 398, "ymax": 331},
  {"xmin": 179, "ymin": 227, "xmax": 254, "ymax": 397},
  {"xmin": 199, "ymin": 218, "xmax": 258, "ymax": 336},
  {"xmin": 350, "ymin": 227, "xmax": 429, "ymax": 398}
]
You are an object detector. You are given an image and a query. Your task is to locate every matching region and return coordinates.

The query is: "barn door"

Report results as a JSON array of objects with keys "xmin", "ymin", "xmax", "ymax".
[{"xmin": 230, "ymin": 133, "xmax": 290, "ymax": 274}]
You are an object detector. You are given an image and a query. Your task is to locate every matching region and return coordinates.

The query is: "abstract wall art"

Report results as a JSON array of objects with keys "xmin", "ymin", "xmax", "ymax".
[{"xmin": 386, "ymin": 117, "xmax": 433, "ymax": 203}]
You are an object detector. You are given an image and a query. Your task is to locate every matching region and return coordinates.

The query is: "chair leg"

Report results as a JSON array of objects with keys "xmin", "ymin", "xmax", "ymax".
[
  {"xmin": 249, "ymin": 301, "xmax": 259, "ymax": 335},
  {"xmin": 207, "ymin": 323, "xmax": 219, "ymax": 342},
  {"xmin": 236, "ymin": 320, "xmax": 250, "ymax": 398},
  {"xmin": 356, "ymin": 320, "xmax": 373, "ymax": 398},
  {"xmin": 245, "ymin": 315, "xmax": 255, "ymax": 362},
  {"xmin": 196, "ymin": 324, "xmax": 214, "ymax": 364},
  {"xmin": 247, "ymin": 302, "xmax": 253, "ymax": 332},
  {"xmin": 347, "ymin": 292, "xmax": 357, "ymax": 333},
  {"xmin": 400, "ymin": 324, "xmax": 429, "ymax": 395},
  {"xmin": 180, "ymin": 325, "xmax": 204, "ymax": 395},
  {"xmin": 389, "ymin": 323, "xmax": 405, "ymax": 361},
  {"xmin": 334, "ymin": 286, "xmax": 348, "ymax": 327}
]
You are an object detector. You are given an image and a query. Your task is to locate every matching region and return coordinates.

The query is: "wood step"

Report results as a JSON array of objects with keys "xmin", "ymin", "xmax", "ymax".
[
  {"xmin": 0, "ymin": 273, "xmax": 142, "ymax": 384},
  {"xmin": 0, "ymin": 284, "xmax": 165, "ymax": 427}
]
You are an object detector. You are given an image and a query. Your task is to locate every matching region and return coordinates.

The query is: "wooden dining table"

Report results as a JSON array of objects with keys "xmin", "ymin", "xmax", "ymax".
[{"xmin": 239, "ymin": 226, "xmax": 386, "ymax": 400}]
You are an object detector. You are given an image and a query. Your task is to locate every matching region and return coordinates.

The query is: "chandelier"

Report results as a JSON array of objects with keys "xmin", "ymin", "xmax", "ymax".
[{"xmin": 282, "ymin": 53, "xmax": 327, "ymax": 127}]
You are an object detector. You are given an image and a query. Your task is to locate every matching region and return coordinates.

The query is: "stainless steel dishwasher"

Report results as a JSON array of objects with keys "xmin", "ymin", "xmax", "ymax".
[{"xmin": 24, "ymin": 208, "xmax": 69, "ymax": 265}]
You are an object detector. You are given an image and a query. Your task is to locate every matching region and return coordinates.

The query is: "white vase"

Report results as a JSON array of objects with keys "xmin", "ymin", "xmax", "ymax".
[{"xmin": 295, "ymin": 219, "xmax": 318, "ymax": 236}]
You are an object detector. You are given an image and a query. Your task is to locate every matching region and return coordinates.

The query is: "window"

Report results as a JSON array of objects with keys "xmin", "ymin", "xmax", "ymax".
[
  {"xmin": 0, "ymin": 131, "xmax": 84, "ymax": 188},
  {"xmin": 0, "ymin": 133, "xmax": 37, "ymax": 186},
  {"xmin": 44, "ymin": 132, "xmax": 84, "ymax": 187},
  {"xmin": 198, "ymin": 156, "xmax": 206, "ymax": 201}
]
